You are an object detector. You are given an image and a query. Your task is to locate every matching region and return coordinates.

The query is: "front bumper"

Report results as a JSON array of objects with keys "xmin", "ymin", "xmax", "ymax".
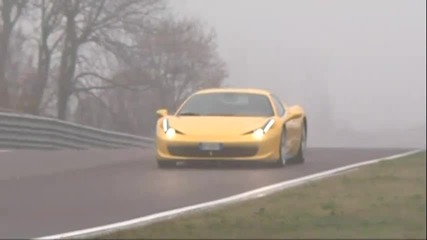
[{"xmin": 156, "ymin": 131, "xmax": 281, "ymax": 162}]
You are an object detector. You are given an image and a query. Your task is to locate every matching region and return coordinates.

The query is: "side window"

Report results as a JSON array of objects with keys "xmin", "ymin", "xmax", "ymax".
[{"xmin": 271, "ymin": 95, "xmax": 286, "ymax": 116}]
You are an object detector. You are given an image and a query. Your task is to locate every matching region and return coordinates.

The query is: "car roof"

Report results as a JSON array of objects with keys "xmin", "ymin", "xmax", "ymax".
[{"xmin": 194, "ymin": 88, "xmax": 271, "ymax": 96}]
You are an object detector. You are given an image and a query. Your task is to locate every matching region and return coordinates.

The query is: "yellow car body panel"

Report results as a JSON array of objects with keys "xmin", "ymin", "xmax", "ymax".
[{"xmin": 155, "ymin": 88, "xmax": 306, "ymax": 163}]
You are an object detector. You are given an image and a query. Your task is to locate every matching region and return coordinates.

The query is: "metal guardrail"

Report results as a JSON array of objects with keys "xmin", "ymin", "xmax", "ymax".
[
  {"xmin": 0, "ymin": 107, "xmax": 21, "ymax": 113},
  {"xmin": 0, "ymin": 112, "xmax": 155, "ymax": 150}
]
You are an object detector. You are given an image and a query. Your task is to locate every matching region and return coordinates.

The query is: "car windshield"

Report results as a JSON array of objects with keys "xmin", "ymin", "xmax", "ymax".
[{"xmin": 176, "ymin": 92, "xmax": 274, "ymax": 117}]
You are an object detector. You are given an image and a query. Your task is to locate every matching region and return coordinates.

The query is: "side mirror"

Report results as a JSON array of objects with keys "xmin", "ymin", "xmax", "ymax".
[
  {"xmin": 286, "ymin": 105, "xmax": 303, "ymax": 121},
  {"xmin": 156, "ymin": 109, "xmax": 168, "ymax": 118}
]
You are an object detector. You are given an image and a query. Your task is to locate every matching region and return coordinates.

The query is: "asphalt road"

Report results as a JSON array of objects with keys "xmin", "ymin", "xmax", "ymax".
[{"xmin": 0, "ymin": 147, "xmax": 411, "ymax": 238}]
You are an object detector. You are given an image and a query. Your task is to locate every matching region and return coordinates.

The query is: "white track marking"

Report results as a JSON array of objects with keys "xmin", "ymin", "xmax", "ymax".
[
  {"xmin": 0, "ymin": 150, "xmax": 11, "ymax": 153},
  {"xmin": 36, "ymin": 149, "xmax": 424, "ymax": 239}
]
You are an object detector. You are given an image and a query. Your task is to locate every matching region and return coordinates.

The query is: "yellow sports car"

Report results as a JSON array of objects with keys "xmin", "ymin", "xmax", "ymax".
[{"xmin": 155, "ymin": 88, "xmax": 307, "ymax": 168}]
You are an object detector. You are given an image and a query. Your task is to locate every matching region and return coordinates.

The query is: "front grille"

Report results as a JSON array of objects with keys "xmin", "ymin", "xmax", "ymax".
[{"xmin": 168, "ymin": 145, "xmax": 258, "ymax": 158}]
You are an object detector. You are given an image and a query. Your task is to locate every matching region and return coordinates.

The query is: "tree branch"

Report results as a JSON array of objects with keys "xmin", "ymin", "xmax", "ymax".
[{"xmin": 73, "ymin": 72, "xmax": 151, "ymax": 93}]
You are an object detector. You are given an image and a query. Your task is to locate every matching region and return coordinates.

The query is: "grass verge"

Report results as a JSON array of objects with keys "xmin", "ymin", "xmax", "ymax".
[{"xmin": 102, "ymin": 151, "xmax": 426, "ymax": 239}]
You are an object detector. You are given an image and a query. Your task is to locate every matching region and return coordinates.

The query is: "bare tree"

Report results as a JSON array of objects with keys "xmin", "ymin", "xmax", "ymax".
[
  {"xmin": 0, "ymin": 0, "xmax": 28, "ymax": 108},
  {"xmin": 74, "ymin": 68, "xmax": 156, "ymax": 135},
  {"xmin": 125, "ymin": 16, "xmax": 228, "ymax": 111},
  {"xmin": 74, "ymin": 16, "xmax": 228, "ymax": 135},
  {"xmin": 21, "ymin": 0, "xmax": 64, "ymax": 115},
  {"xmin": 56, "ymin": 0, "xmax": 165, "ymax": 120},
  {"xmin": 4, "ymin": 28, "xmax": 40, "ymax": 113}
]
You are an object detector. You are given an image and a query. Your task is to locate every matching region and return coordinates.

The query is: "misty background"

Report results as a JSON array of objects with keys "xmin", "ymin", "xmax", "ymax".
[
  {"xmin": 0, "ymin": 0, "xmax": 425, "ymax": 148},
  {"xmin": 173, "ymin": 0, "xmax": 426, "ymax": 148}
]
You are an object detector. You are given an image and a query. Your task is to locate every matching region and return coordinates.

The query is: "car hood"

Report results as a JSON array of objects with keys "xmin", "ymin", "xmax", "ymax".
[{"xmin": 168, "ymin": 116, "xmax": 270, "ymax": 136}]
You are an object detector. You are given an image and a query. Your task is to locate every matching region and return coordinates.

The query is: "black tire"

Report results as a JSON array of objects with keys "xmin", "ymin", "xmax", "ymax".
[
  {"xmin": 274, "ymin": 128, "xmax": 289, "ymax": 167},
  {"xmin": 293, "ymin": 141, "xmax": 304, "ymax": 164},
  {"xmin": 294, "ymin": 122, "xmax": 307, "ymax": 164}
]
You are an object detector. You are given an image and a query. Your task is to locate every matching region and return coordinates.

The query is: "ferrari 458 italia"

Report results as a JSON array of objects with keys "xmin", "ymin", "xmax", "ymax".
[{"xmin": 155, "ymin": 88, "xmax": 307, "ymax": 168}]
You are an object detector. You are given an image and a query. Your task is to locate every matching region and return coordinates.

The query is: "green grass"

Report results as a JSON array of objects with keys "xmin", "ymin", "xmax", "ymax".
[{"xmin": 102, "ymin": 151, "xmax": 426, "ymax": 239}]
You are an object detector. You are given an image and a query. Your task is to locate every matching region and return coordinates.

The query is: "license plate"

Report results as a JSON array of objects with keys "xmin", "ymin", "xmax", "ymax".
[{"xmin": 199, "ymin": 143, "xmax": 222, "ymax": 151}]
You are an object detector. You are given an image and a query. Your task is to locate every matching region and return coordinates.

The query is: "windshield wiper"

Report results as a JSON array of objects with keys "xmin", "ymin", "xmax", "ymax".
[
  {"xmin": 178, "ymin": 112, "xmax": 200, "ymax": 116},
  {"xmin": 205, "ymin": 113, "xmax": 237, "ymax": 116}
]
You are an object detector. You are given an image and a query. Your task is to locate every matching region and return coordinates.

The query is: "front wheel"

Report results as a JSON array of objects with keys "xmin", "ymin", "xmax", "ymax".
[
  {"xmin": 274, "ymin": 129, "xmax": 290, "ymax": 167},
  {"xmin": 294, "ymin": 124, "xmax": 306, "ymax": 164}
]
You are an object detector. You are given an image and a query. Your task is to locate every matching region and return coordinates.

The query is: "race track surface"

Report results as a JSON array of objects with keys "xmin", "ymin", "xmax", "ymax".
[{"xmin": 0, "ymin": 147, "xmax": 411, "ymax": 238}]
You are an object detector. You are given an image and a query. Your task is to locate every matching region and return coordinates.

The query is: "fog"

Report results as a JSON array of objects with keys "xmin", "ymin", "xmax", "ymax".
[{"xmin": 172, "ymin": 0, "xmax": 426, "ymax": 148}]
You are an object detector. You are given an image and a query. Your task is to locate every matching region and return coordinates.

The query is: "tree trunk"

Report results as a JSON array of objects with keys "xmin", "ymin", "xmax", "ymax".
[
  {"xmin": 57, "ymin": 1, "xmax": 78, "ymax": 120},
  {"xmin": 57, "ymin": 80, "xmax": 69, "ymax": 120},
  {"xmin": 25, "ymin": 1, "xmax": 54, "ymax": 115},
  {"xmin": 25, "ymin": 43, "xmax": 50, "ymax": 115},
  {"xmin": 0, "ymin": 3, "xmax": 12, "ymax": 108},
  {"xmin": 0, "ymin": 38, "xmax": 10, "ymax": 108}
]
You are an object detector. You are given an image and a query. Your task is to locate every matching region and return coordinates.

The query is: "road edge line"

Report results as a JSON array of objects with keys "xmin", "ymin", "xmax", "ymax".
[{"xmin": 35, "ymin": 149, "xmax": 424, "ymax": 239}]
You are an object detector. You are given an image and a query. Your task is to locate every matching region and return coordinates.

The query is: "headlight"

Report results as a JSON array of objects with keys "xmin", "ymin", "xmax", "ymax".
[
  {"xmin": 252, "ymin": 119, "xmax": 275, "ymax": 140},
  {"xmin": 162, "ymin": 118, "xmax": 176, "ymax": 138},
  {"xmin": 165, "ymin": 128, "xmax": 176, "ymax": 138},
  {"xmin": 252, "ymin": 128, "xmax": 265, "ymax": 139}
]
